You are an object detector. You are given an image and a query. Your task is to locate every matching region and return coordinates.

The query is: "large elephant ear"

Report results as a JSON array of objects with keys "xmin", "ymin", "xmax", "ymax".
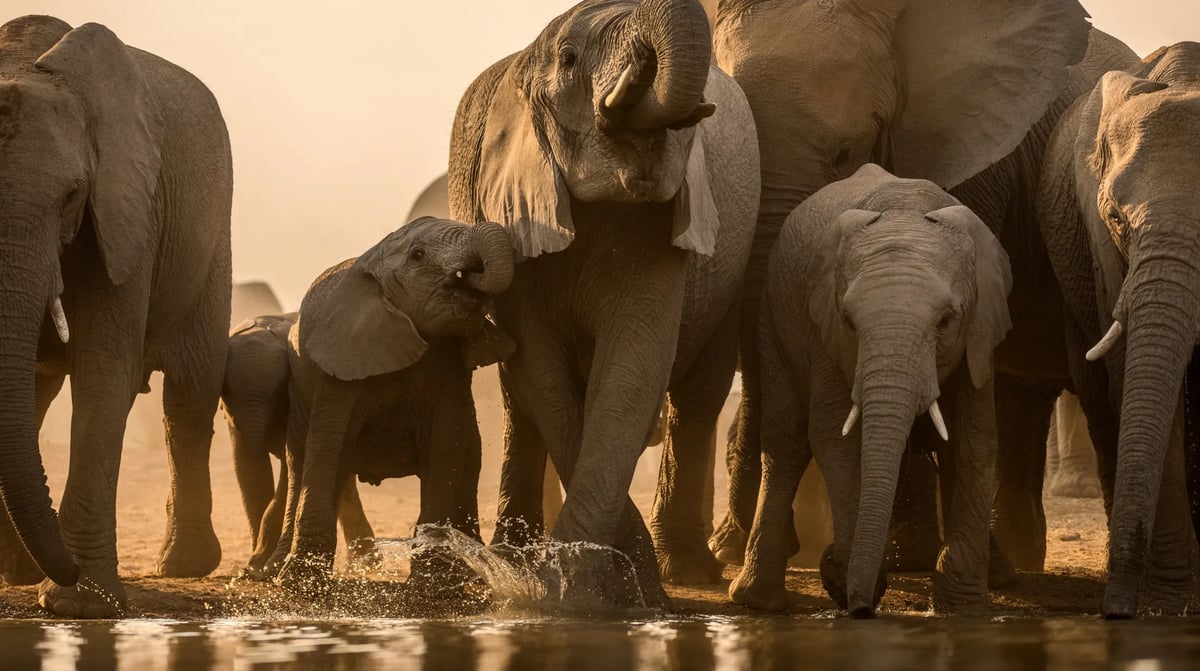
[
  {"xmin": 471, "ymin": 63, "xmax": 573, "ymax": 261},
  {"xmin": 882, "ymin": 0, "xmax": 1091, "ymax": 189},
  {"xmin": 35, "ymin": 23, "xmax": 162, "ymax": 286},
  {"xmin": 808, "ymin": 208, "xmax": 881, "ymax": 368},
  {"xmin": 301, "ymin": 258, "xmax": 428, "ymax": 381},
  {"xmin": 670, "ymin": 128, "xmax": 719, "ymax": 256},
  {"xmin": 927, "ymin": 205, "xmax": 1013, "ymax": 388}
]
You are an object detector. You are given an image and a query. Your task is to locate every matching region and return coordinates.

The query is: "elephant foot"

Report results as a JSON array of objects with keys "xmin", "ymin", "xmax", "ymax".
[
  {"xmin": 345, "ymin": 538, "xmax": 383, "ymax": 574},
  {"xmin": 1, "ymin": 547, "xmax": 45, "ymax": 586},
  {"xmin": 988, "ymin": 537, "xmax": 1016, "ymax": 589},
  {"xmin": 729, "ymin": 565, "xmax": 787, "ymax": 612},
  {"xmin": 492, "ymin": 515, "xmax": 545, "ymax": 549},
  {"xmin": 932, "ymin": 550, "xmax": 988, "ymax": 614},
  {"xmin": 657, "ymin": 545, "xmax": 723, "ymax": 585},
  {"xmin": 818, "ymin": 545, "xmax": 848, "ymax": 609},
  {"xmin": 1047, "ymin": 470, "xmax": 1102, "ymax": 499},
  {"xmin": 156, "ymin": 523, "xmax": 221, "ymax": 578},
  {"xmin": 708, "ymin": 514, "xmax": 747, "ymax": 566},
  {"xmin": 275, "ymin": 551, "xmax": 334, "ymax": 596},
  {"xmin": 407, "ymin": 547, "xmax": 475, "ymax": 599},
  {"xmin": 885, "ymin": 522, "xmax": 941, "ymax": 572},
  {"xmin": 38, "ymin": 571, "xmax": 127, "ymax": 618},
  {"xmin": 544, "ymin": 545, "xmax": 670, "ymax": 611}
]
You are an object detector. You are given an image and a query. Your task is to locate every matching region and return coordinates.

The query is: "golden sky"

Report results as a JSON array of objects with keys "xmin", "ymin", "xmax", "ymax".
[{"xmin": 5, "ymin": 1, "xmax": 1197, "ymax": 309}]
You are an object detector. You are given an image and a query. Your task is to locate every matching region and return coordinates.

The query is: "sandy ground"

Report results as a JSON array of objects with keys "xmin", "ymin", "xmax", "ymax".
[{"xmin": 0, "ymin": 368, "xmax": 1109, "ymax": 619}]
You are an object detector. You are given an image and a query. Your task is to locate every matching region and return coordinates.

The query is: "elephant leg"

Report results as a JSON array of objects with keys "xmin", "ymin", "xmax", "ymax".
[
  {"xmin": 493, "ymin": 377, "xmax": 559, "ymax": 548},
  {"xmin": 38, "ymin": 348, "xmax": 141, "ymax": 617},
  {"xmin": 230, "ymin": 414, "xmax": 280, "ymax": 551},
  {"xmin": 264, "ymin": 415, "xmax": 307, "ymax": 578},
  {"xmin": 247, "ymin": 467, "xmax": 288, "ymax": 572},
  {"xmin": 710, "ymin": 391, "xmax": 764, "ymax": 566},
  {"xmin": 730, "ymin": 326, "xmax": 807, "ymax": 611},
  {"xmin": 1185, "ymin": 354, "xmax": 1200, "ymax": 559},
  {"xmin": 652, "ymin": 309, "xmax": 737, "ymax": 585},
  {"xmin": 1046, "ymin": 392, "xmax": 1101, "ymax": 499},
  {"xmin": 884, "ymin": 431, "xmax": 942, "ymax": 573},
  {"xmin": 155, "ymin": 356, "xmax": 225, "ymax": 578},
  {"xmin": 1, "ymin": 372, "xmax": 65, "ymax": 586},
  {"xmin": 1140, "ymin": 397, "xmax": 1200, "ymax": 614},
  {"xmin": 337, "ymin": 478, "xmax": 378, "ymax": 567},
  {"xmin": 990, "ymin": 374, "xmax": 1059, "ymax": 573}
]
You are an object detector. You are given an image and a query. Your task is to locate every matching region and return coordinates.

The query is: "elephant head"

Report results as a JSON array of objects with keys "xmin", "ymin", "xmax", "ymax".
[
  {"xmin": 300, "ymin": 217, "xmax": 515, "ymax": 381},
  {"xmin": 0, "ymin": 16, "xmax": 166, "ymax": 587},
  {"xmin": 1058, "ymin": 42, "xmax": 1200, "ymax": 617},
  {"xmin": 713, "ymin": 0, "xmax": 1091, "ymax": 224},
  {"xmin": 450, "ymin": 0, "xmax": 719, "ymax": 259},
  {"xmin": 809, "ymin": 166, "xmax": 1013, "ymax": 616}
]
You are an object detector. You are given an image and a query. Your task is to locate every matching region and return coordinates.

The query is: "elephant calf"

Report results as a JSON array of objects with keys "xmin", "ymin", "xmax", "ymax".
[
  {"xmin": 730, "ymin": 164, "xmax": 1013, "ymax": 616},
  {"xmin": 222, "ymin": 313, "xmax": 378, "ymax": 572},
  {"xmin": 253, "ymin": 217, "xmax": 515, "ymax": 589}
]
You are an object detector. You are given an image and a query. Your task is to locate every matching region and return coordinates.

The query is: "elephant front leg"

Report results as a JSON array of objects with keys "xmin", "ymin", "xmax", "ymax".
[
  {"xmin": 493, "ymin": 384, "xmax": 555, "ymax": 548},
  {"xmin": 652, "ymin": 313, "xmax": 738, "ymax": 585},
  {"xmin": 338, "ymin": 479, "xmax": 379, "ymax": 571},
  {"xmin": 932, "ymin": 378, "xmax": 996, "ymax": 613}
]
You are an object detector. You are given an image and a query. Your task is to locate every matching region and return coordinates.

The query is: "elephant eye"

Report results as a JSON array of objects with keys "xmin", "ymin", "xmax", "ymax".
[
  {"xmin": 1106, "ymin": 205, "xmax": 1123, "ymax": 225},
  {"xmin": 409, "ymin": 247, "xmax": 426, "ymax": 263},
  {"xmin": 559, "ymin": 46, "xmax": 577, "ymax": 69},
  {"xmin": 842, "ymin": 310, "xmax": 856, "ymax": 334},
  {"xmin": 937, "ymin": 310, "xmax": 956, "ymax": 332}
]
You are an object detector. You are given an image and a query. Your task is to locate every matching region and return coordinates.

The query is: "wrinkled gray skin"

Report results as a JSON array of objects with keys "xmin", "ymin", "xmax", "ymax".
[
  {"xmin": 268, "ymin": 218, "xmax": 516, "ymax": 590},
  {"xmin": 709, "ymin": 0, "xmax": 1134, "ymax": 580},
  {"xmin": 0, "ymin": 16, "xmax": 231, "ymax": 618},
  {"xmin": 1038, "ymin": 42, "xmax": 1200, "ymax": 618},
  {"xmin": 450, "ymin": 0, "xmax": 758, "ymax": 606},
  {"xmin": 730, "ymin": 165, "xmax": 1012, "ymax": 616},
  {"xmin": 221, "ymin": 313, "xmax": 380, "ymax": 572}
]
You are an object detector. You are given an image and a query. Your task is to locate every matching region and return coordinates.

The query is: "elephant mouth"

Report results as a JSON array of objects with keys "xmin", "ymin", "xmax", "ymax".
[{"xmin": 442, "ymin": 285, "xmax": 486, "ymax": 316}]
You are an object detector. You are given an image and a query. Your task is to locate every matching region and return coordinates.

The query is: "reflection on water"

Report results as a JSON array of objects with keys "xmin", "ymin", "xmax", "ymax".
[{"xmin": 7, "ymin": 616, "xmax": 1200, "ymax": 671}]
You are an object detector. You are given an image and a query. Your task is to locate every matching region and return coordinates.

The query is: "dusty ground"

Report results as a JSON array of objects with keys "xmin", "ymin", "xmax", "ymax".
[{"xmin": 0, "ymin": 369, "xmax": 1109, "ymax": 619}]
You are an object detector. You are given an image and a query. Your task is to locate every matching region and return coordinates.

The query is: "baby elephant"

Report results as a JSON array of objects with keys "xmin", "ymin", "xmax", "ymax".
[
  {"xmin": 257, "ymin": 217, "xmax": 515, "ymax": 589},
  {"xmin": 222, "ymin": 313, "xmax": 378, "ymax": 572},
  {"xmin": 730, "ymin": 164, "xmax": 1013, "ymax": 616}
]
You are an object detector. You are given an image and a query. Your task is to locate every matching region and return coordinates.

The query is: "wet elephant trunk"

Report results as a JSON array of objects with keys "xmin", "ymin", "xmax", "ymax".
[
  {"xmin": 465, "ymin": 222, "xmax": 515, "ymax": 294},
  {"xmin": 1104, "ymin": 243, "xmax": 1200, "ymax": 617},
  {"xmin": 0, "ymin": 249, "xmax": 78, "ymax": 587},
  {"xmin": 621, "ymin": 0, "xmax": 712, "ymax": 130}
]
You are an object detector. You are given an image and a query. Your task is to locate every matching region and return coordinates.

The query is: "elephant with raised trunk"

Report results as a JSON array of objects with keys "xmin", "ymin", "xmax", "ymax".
[
  {"xmin": 708, "ymin": 0, "xmax": 1140, "ymax": 581},
  {"xmin": 730, "ymin": 165, "xmax": 1012, "ymax": 616},
  {"xmin": 450, "ymin": 0, "xmax": 759, "ymax": 605},
  {"xmin": 0, "ymin": 16, "xmax": 231, "ymax": 617},
  {"xmin": 268, "ymin": 217, "xmax": 516, "ymax": 590},
  {"xmin": 1038, "ymin": 42, "xmax": 1200, "ymax": 617}
]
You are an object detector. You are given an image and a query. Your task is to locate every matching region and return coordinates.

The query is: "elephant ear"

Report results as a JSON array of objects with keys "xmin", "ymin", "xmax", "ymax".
[
  {"xmin": 670, "ymin": 127, "xmax": 720, "ymax": 256},
  {"xmin": 35, "ymin": 23, "xmax": 162, "ymax": 286},
  {"xmin": 927, "ymin": 205, "xmax": 1013, "ymax": 388},
  {"xmin": 301, "ymin": 258, "xmax": 428, "ymax": 382},
  {"xmin": 880, "ymin": 0, "xmax": 1091, "ymax": 189},
  {"xmin": 473, "ymin": 63, "xmax": 574, "ymax": 261},
  {"xmin": 808, "ymin": 208, "xmax": 881, "ymax": 368},
  {"xmin": 462, "ymin": 317, "xmax": 517, "ymax": 370}
]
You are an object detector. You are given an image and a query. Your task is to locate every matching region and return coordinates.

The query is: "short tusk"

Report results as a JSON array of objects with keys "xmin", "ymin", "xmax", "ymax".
[
  {"xmin": 841, "ymin": 404, "xmax": 860, "ymax": 437},
  {"xmin": 51, "ymin": 297, "xmax": 69, "ymax": 344},
  {"xmin": 604, "ymin": 64, "xmax": 635, "ymax": 109},
  {"xmin": 929, "ymin": 400, "xmax": 948, "ymax": 441},
  {"xmin": 455, "ymin": 270, "xmax": 463, "ymax": 279},
  {"xmin": 1086, "ymin": 321, "xmax": 1123, "ymax": 361}
]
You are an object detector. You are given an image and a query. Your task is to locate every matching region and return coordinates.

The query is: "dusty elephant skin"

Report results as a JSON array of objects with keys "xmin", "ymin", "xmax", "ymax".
[
  {"xmin": 0, "ymin": 15, "xmax": 232, "ymax": 617},
  {"xmin": 221, "ymin": 313, "xmax": 379, "ymax": 573},
  {"xmin": 262, "ymin": 218, "xmax": 516, "ymax": 593},
  {"xmin": 707, "ymin": 0, "xmax": 1142, "ymax": 582},
  {"xmin": 730, "ymin": 165, "xmax": 1012, "ymax": 616},
  {"xmin": 449, "ymin": 0, "xmax": 759, "ymax": 606},
  {"xmin": 1038, "ymin": 42, "xmax": 1200, "ymax": 618}
]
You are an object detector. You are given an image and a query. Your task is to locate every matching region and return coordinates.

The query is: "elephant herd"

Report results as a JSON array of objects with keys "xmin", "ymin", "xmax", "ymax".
[{"xmin": 0, "ymin": 0, "xmax": 1198, "ymax": 621}]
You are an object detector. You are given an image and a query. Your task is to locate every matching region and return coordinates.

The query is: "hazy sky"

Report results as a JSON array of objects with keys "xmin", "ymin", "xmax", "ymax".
[{"xmin": 6, "ymin": 1, "xmax": 1198, "ymax": 309}]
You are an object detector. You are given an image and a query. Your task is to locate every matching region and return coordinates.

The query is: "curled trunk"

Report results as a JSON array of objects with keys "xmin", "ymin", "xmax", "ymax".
[
  {"xmin": 621, "ymin": 0, "xmax": 712, "ymax": 130},
  {"xmin": 465, "ymin": 222, "xmax": 515, "ymax": 294},
  {"xmin": 0, "ymin": 262, "xmax": 78, "ymax": 586},
  {"xmin": 1104, "ymin": 248, "xmax": 1200, "ymax": 617}
]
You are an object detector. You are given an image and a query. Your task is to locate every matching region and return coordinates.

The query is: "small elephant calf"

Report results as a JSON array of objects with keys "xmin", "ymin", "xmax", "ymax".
[
  {"xmin": 730, "ymin": 164, "xmax": 1013, "ymax": 616},
  {"xmin": 225, "ymin": 217, "xmax": 516, "ymax": 586}
]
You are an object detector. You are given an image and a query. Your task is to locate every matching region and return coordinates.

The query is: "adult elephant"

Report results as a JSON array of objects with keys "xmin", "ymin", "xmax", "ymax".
[
  {"xmin": 1038, "ymin": 42, "xmax": 1200, "ymax": 617},
  {"xmin": 0, "ymin": 16, "xmax": 231, "ymax": 617},
  {"xmin": 708, "ymin": 0, "xmax": 1126, "ymax": 578},
  {"xmin": 449, "ymin": 0, "xmax": 759, "ymax": 605}
]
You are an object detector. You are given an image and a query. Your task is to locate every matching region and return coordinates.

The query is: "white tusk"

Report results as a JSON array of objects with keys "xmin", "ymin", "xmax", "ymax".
[
  {"xmin": 1086, "ymin": 321, "xmax": 1124, "ymax": 361},
  {"xmin": 928, "ymin": 400, "xmax": 949, "ymax": 442},
  {"xmin": 604, "ymin": 64, "xmax": 635, "ymax": 109},
  {"xmin": 51, "ymin": 297, "xmax": 69, "ymax": 344},
  {"xmin": 455, "ymin": 270, "xmax": 463, "ymax": 279},
  {"xmin": 841, "ymin": 404, "xmax": 860, "ymax": 437}
]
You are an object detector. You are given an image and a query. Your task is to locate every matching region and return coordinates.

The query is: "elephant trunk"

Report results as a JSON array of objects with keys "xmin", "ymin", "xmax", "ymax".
[
  {"xmin": 615, "ymin": 0, "xmax": 712, "ymax": 130},
  {"xmin": 464, "ymin": 222, "xmax": 515, "ymax": 294},
  {"xmin": 1103, "ymin": 235, "xmax": 1200, "ymax": 618},
  {"xmin": 0, "ymin": 243, "xmax": 78, "ymax": 587}
]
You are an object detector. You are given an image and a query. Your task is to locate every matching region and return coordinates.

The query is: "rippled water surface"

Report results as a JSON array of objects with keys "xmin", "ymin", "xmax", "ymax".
[{"xmin": 7, "ymin": 615, "xmax": 1200, "ymax": 670}]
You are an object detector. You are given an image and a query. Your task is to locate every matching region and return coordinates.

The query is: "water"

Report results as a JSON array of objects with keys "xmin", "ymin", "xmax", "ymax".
[{"xmin": 6, "ymin": 615, "xmax": 1200, "ymax": 670}]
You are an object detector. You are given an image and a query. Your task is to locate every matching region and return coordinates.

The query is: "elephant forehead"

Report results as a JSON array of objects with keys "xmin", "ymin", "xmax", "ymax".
[{"xmin": 538, "ymin": 0, "xmax": 628, "ymax": 50}]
